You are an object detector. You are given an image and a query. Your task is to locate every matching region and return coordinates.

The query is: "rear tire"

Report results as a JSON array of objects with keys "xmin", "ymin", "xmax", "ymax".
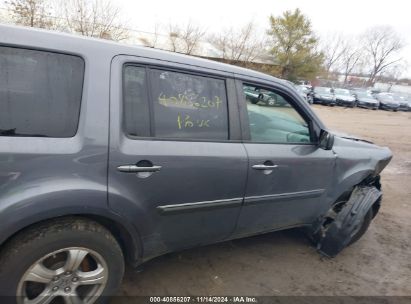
[{"xmin": 0, "ymin": 217, "xmax": 125, "ymax": 304}]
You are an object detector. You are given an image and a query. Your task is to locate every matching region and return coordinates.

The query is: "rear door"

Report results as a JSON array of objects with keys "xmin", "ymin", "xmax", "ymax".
[
  {"xmin": 108, "ymin": 56, "xmax": 248, "ymax": 257},
  {"xmin": 234, "ymin": 80, "xmax": 336, "ymax": 237}
]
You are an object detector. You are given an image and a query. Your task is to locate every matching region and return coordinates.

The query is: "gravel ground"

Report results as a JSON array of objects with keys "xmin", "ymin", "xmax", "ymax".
[{"xmin": 118, "ymin": 105, "xmax": 411, "ymax": 297}]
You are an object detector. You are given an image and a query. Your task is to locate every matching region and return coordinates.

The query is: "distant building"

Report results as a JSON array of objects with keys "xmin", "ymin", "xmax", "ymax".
[{"xmin": 127, "ymin": 30, "xmax": 278, "ymax": 75}]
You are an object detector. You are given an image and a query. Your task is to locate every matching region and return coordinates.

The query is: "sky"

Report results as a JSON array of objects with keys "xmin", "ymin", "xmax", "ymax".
[{"xmin": 116, "ymin": 0, "xmax": 411, "ymax": 77}]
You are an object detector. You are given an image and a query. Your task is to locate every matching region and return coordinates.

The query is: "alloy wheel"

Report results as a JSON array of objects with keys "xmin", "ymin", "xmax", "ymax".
[{"xmin": 17, "ymin": 247, "xmax": 108, "ymax": 304}]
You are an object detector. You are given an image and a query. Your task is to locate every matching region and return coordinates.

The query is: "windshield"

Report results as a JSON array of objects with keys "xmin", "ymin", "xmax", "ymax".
[
  {"xmin": 378, "ymin": 94, "xmax": 395, "ymax": 101},
  {"xmin": 356, "ymin": 91, "xmax": 373, "ymax": 98},
  {"xmin": 334, "ymin": 89, "xmax": 350, "ymax": 95},
  {"xmin": 392, "ymin": 95, "xmax": 406, "ymax": 102},
  {"xmin": 314, "ymin": 87, "xmax": 332, "ymax": 94}
]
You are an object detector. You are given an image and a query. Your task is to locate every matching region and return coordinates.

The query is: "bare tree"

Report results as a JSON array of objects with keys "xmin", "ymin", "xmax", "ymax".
[
  {"xmin": 165, "ymin": 22, "xmax": 206, "ymax": 55},
  {"xmin": 6, "ymin": 0, "xmax": 54, "ymax": 28},
  {"xmin": 180, "ymin": 22, "xmax": 206, "ymax": 55},
  {"xmin": 379, "ymin": 61, "xmax": 408, "ymax": 83},
  {"xmin": 167, "ymin": 23, "xmax": 181, "ymax": 52},
  {"xmin": 209, "ymin": 22, "xmax": 266, "ymax": 64},
  {"xmin": 321, "ymin": 33, "xmax": 348, "ymax": 74},
  {"xmin": 339, "ymin": 40, "xmax": 364, "ymax": 84},
  {"xmin": 362, "ymin": 26, "xmax": 405, "ymax": 85},
  {"xmin": 138, "ymin": 23, "xmax": 160, "ymax": 48},
  {"xmin": 61, "ymin": 0, "xmax": 129, "ymax": 41}
]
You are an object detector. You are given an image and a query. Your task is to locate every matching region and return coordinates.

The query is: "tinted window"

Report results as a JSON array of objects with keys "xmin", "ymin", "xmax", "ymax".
[
  {"xmin": 0, "ymin": 47, "xmax": 84, "ymax": 137},
  {"xmin": 243, "ymin": 84, "xmax": 311, "ymax": 143},
  {"xmin": 149, "ymin": 69, "xmax": 229, "ymax": 140},
  {"xmin": 123, "ymin": 66, "xmax": 151, "ymax": 137},
  {"xmin": 123, "ymin": 67, "xmax": 229, "ymax": 141}
]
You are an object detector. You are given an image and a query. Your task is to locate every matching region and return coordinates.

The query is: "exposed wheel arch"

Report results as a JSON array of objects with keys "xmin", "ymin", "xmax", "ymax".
[
  {"xmin": 311, "ymin": 175, "xmax": 382, "ymax": 257},
  {"xmin": 306, "ymin": 174, "xmax": 382, "ymax": 255}
]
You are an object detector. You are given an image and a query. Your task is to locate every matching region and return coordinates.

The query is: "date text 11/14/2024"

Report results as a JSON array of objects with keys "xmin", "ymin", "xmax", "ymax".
[{"xmin": 149, "ymin": 296, "xmax": 258, "ymax": 303}]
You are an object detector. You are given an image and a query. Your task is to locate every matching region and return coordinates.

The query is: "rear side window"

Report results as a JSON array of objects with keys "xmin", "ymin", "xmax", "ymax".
[
  {"xmin": 0, "ymin": 47, "xmax": 84, "ymax": 137},
  {"xmin": 123, "ymin": 66, "xmax": 229, "ymax": 141},
  {"xmin": 123, "ymin": 66, "xmax": 151, "ymax": 137}
]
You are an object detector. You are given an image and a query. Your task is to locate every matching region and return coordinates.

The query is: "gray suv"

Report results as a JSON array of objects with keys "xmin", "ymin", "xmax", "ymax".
[{"xmin": 0, "ymin": 25, "xmax": 392, "ymax": 303}]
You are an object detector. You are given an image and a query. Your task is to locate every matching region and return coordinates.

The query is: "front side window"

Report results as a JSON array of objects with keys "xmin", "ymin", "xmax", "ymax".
[
  {"xmin": 0, "ymin": 47, "xmax": 84, "ymax": 137},
  {"xmin": 243, "ymin": 84, "xmax": 311, "ymax": 143}
]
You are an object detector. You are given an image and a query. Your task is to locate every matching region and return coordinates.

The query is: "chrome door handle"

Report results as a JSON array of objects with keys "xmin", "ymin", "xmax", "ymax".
[
  {"xmin": 117, "ymin": 165, "xmax": 162, "ymax": 173},
  {"xmin": 252, "ymin": 164, "xmax": 278, "ymax": 170}
]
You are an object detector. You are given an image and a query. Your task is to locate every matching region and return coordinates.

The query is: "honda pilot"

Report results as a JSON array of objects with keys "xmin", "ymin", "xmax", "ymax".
[{"xmin": 0, "ymin": 25, "xmax": 392, "ymax": 303}]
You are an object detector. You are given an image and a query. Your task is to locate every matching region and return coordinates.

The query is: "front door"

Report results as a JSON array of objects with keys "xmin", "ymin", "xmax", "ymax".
[
  {"xmin": 108, "ymin": 57, "xmax": 248, "ymax": 257},
  {"xmin": 235, "ymin": 82, "xmax": 336, "ymax": 237}
]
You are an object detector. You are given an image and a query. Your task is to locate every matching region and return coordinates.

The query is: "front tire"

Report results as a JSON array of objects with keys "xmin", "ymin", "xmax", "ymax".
[
  {"xmin": 0, "ymin": 217, "xmax": 125, "ymax": 304},
  {"xmin": 347, "ymin": 207, "xmax": 373, "ymax": 246}
]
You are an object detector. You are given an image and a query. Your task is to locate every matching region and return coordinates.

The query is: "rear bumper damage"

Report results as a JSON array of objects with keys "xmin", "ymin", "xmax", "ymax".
[{"xmin": 314, "ymin": 179, "xmax": 382, "ymax": 257}]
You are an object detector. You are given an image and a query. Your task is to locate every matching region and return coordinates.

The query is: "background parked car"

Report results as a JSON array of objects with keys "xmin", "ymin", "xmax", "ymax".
[
  {"xmin": 286, "ymin": 81, "xmax": 313, "ymax": 104},
  {"xmin": 244, "ymin": 86, "xmax": 288, "ymax": 106},
  {"xmin": 375, "ymin": 93, "xmax": 400, "ymax": 111},
  {"xmin": 397, "ymin": 94, "xmax": 411, "ymax": 111},
  {"xmin": 244, "ymin": 86, "xmax": 262, "ymax": 104},
  {"xmin": 334, "ymin": 88, "xmax": 356, "ymax": 107},
  {"xmin": 293, "ymin": 85, "xmax": 308, "ymax": 103},
  {"xmin": 313, "ymin": 87, "xmax": 336, "ymax": 106},
  {"xmin": 286, "ymin": 80, "xmax": 312, "ymax": 103},
  {"xmin": 352, "ymin": 90, "xmax": 380, "ymax": 110},
  {"xmin": 296, "ymin": 84, "xmax": 314, "ymax": 104}
]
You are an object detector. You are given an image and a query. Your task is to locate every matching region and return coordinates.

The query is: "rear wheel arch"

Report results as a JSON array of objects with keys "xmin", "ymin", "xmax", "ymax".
[
  {"xmin": 0, "ymin": 216, "xmax": 125, "ymax": 298},
  {"xmin": 0, "ymin": 213, "xmax": 143, "ymax": 267},
  {"xmin": 85, "ymin": 214, "xmax": 143, "ymax": 265}
]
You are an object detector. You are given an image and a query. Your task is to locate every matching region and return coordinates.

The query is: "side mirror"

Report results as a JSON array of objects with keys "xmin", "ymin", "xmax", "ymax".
[{"xmin": 319, "ymin": 130, "xmax": 334, "ymax": 150}]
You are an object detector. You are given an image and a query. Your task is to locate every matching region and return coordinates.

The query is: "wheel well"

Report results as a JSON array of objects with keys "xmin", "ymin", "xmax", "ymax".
[
  {"xmin": 334, "ymin": 174, "xmax": 382, "ymax": 213},
  {"xmin": 315, "ymin": 175, "xmax": 382, "ymax": 235},
  {"xmin": 82, "ymin": 214, "xmax": 142, "ymax": 265},
  {"xmin": 0, "ymin": 214, "xmax": 142, "ymax": 267}
]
